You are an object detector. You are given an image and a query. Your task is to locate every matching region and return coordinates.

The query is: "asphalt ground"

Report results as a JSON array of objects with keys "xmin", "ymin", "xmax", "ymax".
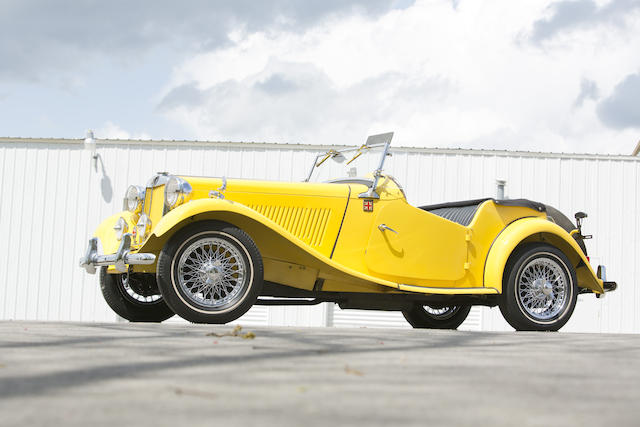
[{"xmin": 0, "ymin": 321, "xmax": 639, "ymax": 427}]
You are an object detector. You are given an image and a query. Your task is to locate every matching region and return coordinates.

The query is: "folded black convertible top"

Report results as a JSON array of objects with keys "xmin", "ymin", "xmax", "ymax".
[{"xmin": 418, "ymin": 198, "xmax": 546, "ymax": 227}]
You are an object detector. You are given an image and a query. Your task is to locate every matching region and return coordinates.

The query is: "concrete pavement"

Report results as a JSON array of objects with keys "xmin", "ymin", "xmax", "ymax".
[{"xmin": 1, "ymin": 321, "xmax": 639, "ymax": 426}]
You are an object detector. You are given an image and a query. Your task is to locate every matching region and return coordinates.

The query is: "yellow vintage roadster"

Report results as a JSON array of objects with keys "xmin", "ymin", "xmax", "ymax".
[{"xmin": 80, "ymin": 133, "xmax": 616, "ymax": 331}]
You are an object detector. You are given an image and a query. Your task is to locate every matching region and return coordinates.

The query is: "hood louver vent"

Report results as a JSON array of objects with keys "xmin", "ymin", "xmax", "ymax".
[{"xmin": 249, "ymin": 205, "xmax": 331, "ymax": 247}]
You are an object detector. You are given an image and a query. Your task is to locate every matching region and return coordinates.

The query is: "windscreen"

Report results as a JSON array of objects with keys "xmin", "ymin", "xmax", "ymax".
[{"xmin": 306, "ymin": 144, "xmax": 388, "ymax": 183}]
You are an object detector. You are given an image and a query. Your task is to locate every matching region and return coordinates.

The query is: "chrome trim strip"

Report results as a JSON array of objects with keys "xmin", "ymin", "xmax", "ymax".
[{"xmin": 146, "ymin": 187, "xmax": 153, "ymax": 216}]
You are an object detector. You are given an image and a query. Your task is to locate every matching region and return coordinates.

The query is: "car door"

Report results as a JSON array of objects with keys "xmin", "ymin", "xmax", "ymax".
[{"xmin": 364, "ymin": 200, "xmax": 468, "ymax": 285}]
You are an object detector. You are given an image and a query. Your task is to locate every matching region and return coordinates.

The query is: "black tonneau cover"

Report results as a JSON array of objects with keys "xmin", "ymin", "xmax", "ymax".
[{"xmin": 418, "ymin": 198, "xmax": 546, "ymax": 227}]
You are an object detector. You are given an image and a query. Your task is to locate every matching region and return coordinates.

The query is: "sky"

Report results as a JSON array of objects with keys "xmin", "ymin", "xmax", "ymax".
[{"xmin": 1, "ymin": 0, "xmax": 639, "ymax": 154}]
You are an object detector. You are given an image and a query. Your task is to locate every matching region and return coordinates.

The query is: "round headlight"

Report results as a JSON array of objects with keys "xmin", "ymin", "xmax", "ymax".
[
  {"xmin": 113, "ymin": 217, "xmax": 128, "ymax": 241},
  {"xmin": 136, "ymin": 214, "xmax": 151, "ymax": 240},
  {"xmin": 165, "ymin": 177, "xmax": 192, "ymax": 209},
  {"xmin": 124, "ymin": 185, "xmax": 145, "ymax": 212}
]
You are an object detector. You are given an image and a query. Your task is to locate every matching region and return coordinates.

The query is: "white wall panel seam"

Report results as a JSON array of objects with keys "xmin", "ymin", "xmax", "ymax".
[
  {"xmin": 33, "ymin": 147, "xmax": 49, "ymax": 319},
  {"xmin": 635, "ymin": 162, "xmax": 639, "ymax": 331},
  {"xmin": 0, "ymin": 145, "xmax": 9, "ymax": 318},
  {"xmin": 13, "ymin": 147, "xmax": 28, "ymax": 317}
]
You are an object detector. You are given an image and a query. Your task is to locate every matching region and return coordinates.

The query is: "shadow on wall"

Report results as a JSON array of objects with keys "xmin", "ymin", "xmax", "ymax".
[{"xmin": 95, "ymin": 154, "xmax": 112, "ymax": 203}]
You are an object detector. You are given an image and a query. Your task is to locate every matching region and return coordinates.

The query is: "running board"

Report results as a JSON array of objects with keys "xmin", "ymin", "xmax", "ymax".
[
  {"xmin": 255, "ymin": 298, "xmax": 326, "ymax": 306},
  {"xmin": 397, "ymin": 284, "xmax": 499, "ymax": 295}
]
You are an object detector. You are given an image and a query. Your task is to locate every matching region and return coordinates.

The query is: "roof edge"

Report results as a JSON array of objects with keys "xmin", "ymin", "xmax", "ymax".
[{"xmin": 0, "ymin": 136, "xmax": 638, "ymax": 161}]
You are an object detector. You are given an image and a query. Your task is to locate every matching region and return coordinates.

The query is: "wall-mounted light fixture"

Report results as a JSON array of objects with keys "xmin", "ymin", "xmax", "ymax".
[
  {"xmin": 496, "ymin": 179, "xmax": 506, "ymax": 200},
  {"xmin": 84, "ymin": 129, "xmax": 97, "ymax": 169}
]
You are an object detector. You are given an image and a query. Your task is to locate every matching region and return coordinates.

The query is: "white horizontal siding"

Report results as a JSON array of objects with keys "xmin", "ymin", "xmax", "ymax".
[
  {"xmin": 332, "ymin": 306, "xmax": 482, "ymax": 330},
  {"xmin": 0, "ymin": 138, "xmax": 637, "ymax": 332},
  {"xmin": 333, "ymin": 309, "xmax": 410, "ymax": 329},
  {"xmin": 164, "ymin": 305, "xmax": 270, "ymax": 327}
]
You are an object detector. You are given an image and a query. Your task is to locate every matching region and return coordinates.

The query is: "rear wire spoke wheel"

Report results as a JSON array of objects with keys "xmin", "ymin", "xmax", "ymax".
[
  {"xmin": 499, "ymin": 243, "xmax": 578, "ymax": 331},
  {"xmin": 99, "ymin": 268, "xmax": 174, "ymax": 322},
  {"xmin": 156, "ymin": 221, "xmax": 263, "ymax": 324},
  {"xmin": 403, "ymin": 304, "xmax": 471, "ymax": 329}
]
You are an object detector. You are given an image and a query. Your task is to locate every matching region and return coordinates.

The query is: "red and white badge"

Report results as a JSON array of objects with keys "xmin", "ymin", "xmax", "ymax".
[{"xmin": 363, "ymin": 199, "xmax": 374, "ymax": 212}]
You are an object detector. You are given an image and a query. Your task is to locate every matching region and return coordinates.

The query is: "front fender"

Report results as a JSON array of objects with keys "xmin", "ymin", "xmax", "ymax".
[
  {"xmin": 146, "ymin": 198, "xmax": 305, "ymax": 253},
  {"xmin": 150, "ymin": 198, "xmax": 253, "ymax": 238},
  {"xmin": 484, "ymin": 217, "xmax": 604, "ymax": 293},
  {"xmin": 94, "ymin": 211, "xmax": 138, "ymax": 255}
]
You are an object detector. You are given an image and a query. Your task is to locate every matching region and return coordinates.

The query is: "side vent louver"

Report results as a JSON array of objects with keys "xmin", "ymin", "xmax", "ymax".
[{"xmin": 249, "ymin": 205, "xmax": 331, "ymax": 247}]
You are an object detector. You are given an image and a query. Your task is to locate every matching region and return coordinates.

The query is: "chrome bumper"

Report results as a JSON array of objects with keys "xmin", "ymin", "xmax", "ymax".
[
  {"xmin": 79, "ymin": 233, "xmax": 156, "ymax": 274},
  {"xmin": 596, "ymin": 265, "xmax": 617, "ymax": 298}
]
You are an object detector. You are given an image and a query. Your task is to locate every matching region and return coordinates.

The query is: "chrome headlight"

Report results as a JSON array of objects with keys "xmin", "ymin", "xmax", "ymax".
[
  {"xmin": 113, "ymin": 217, "xmax": 128, "ymax": 241},
  {"xmin": 124, "ymin": 185, "xmax": 145, "ymax": 212},
  {"xmin": 165, "ymin": 176, "xmax": 192, "ymax": 209},
  {"xmin": 135, "ymin": 214, "xmax": 152, "ymax": 240}
]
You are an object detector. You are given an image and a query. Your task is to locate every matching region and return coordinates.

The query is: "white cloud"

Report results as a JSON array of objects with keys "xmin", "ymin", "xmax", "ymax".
[
  {"xmin": 159, "ymin": 0, "xmax": 640, "ymax": 154},
  {"xmin": 0, "ymin": 0, "xmax": 399, "ymax": 83},
  {"xmin": 95, "ymin": 121, "xmax": 151, "ymax": 140},
  {"xmin": 597, "ymin": 72, "xmax": 640, "ymax": 129}
]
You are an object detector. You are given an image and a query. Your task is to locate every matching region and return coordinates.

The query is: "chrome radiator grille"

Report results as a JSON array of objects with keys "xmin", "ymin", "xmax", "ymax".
[{"xmin": 141, "ymin": 185, "xmax": 166, "ymax": 227}]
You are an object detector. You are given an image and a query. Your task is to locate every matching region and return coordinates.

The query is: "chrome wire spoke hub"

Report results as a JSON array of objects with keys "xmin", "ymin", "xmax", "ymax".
[
  {"xmin": 424, "ymin": 306, "xmax": 459, "ymax": 320},
  {"xmin": 120, "ymin": 275, "xmax": 162, "ymax": 303},
  {"xmin": 517, "ymin": 257, "xmax": 567, "ymax": 320},
  {"xmin": 177, "ymin": 237, "xmax": 247, "ymax": 310}
]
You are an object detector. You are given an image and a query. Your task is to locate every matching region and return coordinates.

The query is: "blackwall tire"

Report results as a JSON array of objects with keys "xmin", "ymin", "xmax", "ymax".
[
  {"xmin": 499, "ymin": 243, "xmax": 578, "ymax": 332},
  {"xmin": 402, "ymin": 305, "xmax": 471, "ymax": 329},
  {"xmin": 99, "ymin": 268, "xmax": 174, "ymax": 322},
  {"xmin": 156, "ymin": 221, "xmax": 263, "ymax": 324}
]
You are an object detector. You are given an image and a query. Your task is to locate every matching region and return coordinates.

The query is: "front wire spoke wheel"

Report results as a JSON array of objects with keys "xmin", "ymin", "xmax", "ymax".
[
  {"xmin": 403, "ymin": 304, "xmax": 471, "ymax": 329},
  {"xmin": 100, "ymin": 268, "xmax": 174, "ymax": 323},
  {"xmin": 156, "ymin": 221, "xmax": 264, "ymax": 324},
  {"xmin": 177, "ymin": 237, "xmax": 247, "ymax": 310},
  {"xmin": 120, "ymin": 274, "xmax": 162, "ymax": 304},
  {"xmin": 423, "ymin": 306, "xmax": 461, "ymax": 321}
]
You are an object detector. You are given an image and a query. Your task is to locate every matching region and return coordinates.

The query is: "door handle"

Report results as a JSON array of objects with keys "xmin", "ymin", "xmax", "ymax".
[{"xmin": 378, "ymin": 224, "xmax": 398, "ymax": 234}]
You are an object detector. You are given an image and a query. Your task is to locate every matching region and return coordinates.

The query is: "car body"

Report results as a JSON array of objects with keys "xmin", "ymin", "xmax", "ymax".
[{"xmin": 80, "ymin": 132, "xmax": 616, "ymax": 330}]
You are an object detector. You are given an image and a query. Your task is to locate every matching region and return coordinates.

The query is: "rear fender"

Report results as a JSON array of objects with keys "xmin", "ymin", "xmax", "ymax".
[{"xmin": 484, "ymin": 217, "xmax": 603, "ymax": 293}]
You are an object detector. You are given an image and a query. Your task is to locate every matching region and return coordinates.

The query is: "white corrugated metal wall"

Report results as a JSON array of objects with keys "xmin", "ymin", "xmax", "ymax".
[{"xmin": 0, "ymin": 137, "xmax": 637, "ymax": 332}]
